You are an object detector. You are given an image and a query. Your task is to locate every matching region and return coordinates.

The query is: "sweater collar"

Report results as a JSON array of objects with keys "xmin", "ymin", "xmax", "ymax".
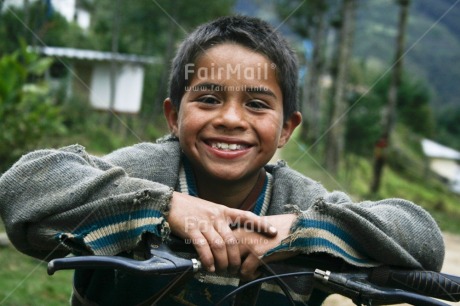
[{"xmin": 177, "ymin": 155, "xmax": 272, "ymax": 216}]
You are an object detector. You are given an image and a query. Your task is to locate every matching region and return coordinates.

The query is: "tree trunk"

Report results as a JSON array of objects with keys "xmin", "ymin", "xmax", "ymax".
[
  {"xmin": 370, "ymin": 0, "xmax": 411, "ymax": 193},
  {"xmin": 302, "ymin": 10, "xmax": 327, "ymax": 147},
  {"xmin": 108, "ymin": 0, "xmax": 121, "ymax": 129},
  {"xmin": 325, "ymin": 0, "xmax": 356, "ymax": 174},
  {"xmin": 0, "ymin": 0, "xmax": 3, "ymax": 14},
  {"xmin": 24, "ymin": 0, "xmax": 31, "ymax": 44},
  {"xmin": 154, "ymin": 0, "xmax": 178, "ymax": 116}
]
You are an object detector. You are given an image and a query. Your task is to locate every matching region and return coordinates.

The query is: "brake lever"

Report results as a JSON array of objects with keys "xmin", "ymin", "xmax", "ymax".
[
  {"xmin": 147, "ymin": 239, "xmax": 202, "ymax": 274},
  {"xmin": 48, "ymin": 241, "xmax": 202, "ymax": 276}
]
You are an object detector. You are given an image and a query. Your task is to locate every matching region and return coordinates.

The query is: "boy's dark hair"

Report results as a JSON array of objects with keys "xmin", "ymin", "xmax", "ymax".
[{"xmin": 168, "ymin": 15, "xmax": 299, "ymax": 122}]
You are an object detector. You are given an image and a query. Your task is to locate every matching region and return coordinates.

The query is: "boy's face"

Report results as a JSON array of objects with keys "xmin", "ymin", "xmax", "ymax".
[{"xmin": 165, "ymin": 43, "xmax": 300, "ymax": 184}]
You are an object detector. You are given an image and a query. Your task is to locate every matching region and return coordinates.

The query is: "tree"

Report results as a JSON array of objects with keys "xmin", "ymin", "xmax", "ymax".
[
  {"xmin": 0, "ymin": 43, "xmax": 65, "ymax": 171},
  {"xmin": 325, "ymin": 0, "xmax": 357, "ymax": 174},
  {"xmin": 275, "ymin": 0, "xmax": 334, "ymax": 145},
  {"xmin": 345, "ymin": 67, "xmax": 433, "ymax": 158},
  {"xmin": 370, "ymin": 0, "xmax": 411, "ymax": 193},
  {"xmin": 302, "ymin": 3, "xmax": 330, "ymax": 146},
  {"xmin": 436, "ymin": 106, "xmax": 460, "ymax": 152},
  {"xmin": 345, "ymin": 89, "xmax": 383, "ymax": 158},
  {"xmin": 0, "ymin": 1, "xmax": 98, "ymax": 55},
  {"xmin": 396, "ymin": 75, "xmax": 433, "ymax": 137},
  {"xmin": 0, "ymin": 0, "xmax": 4, "ymax": 14}
]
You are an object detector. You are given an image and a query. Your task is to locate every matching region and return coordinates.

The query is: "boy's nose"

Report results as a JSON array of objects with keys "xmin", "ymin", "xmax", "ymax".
[{"xmin": 214, "ymin": 102, "xmax": 247, "ymax": 130}]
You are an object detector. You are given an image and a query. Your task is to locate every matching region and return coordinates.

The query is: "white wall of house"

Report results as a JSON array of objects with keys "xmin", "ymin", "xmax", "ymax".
[
  {"xmin": 429, "ymin": 158, "xmax": 460, "ymax": 182},
  {"xmin": 49, "ymin": 0, "xmax": 76, "ymax": 23},
  {"xmin": 90, "ymin": 63, "xmax": 145, "ymax": 114},
  {"xmin": 75, "ymin": 7, "xmax": 90, "ymax": 29},
  {"xmin": 451, "ymin": 173, "xmax": 460, "ymax": 194},
  {"xmin": 422, "ymin": 138, "xmax": 460, "ymax": 194}
]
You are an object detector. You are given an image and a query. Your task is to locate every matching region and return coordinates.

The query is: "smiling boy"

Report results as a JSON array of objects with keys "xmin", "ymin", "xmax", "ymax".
[{"xmin": 0, "ymin": 16, "xmax": 444, "ymax": 305}]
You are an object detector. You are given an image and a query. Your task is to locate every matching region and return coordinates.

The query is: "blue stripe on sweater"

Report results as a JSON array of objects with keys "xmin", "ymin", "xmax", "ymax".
[
  {"xmin": 87, "ymin": 223, "xmax": 161, "ymax": 251},
  {"xmin": 70, "ymin": 209, "xmax": 164, "ymax": 251},
  {"xmin": 182, "ymin": 155, "xmax": 198, "ymax": 196},
  {"xmin": 252, "ymin": 175, "xmax": 268, "ymax": 215},
  {"xmin": 297, "ymin": 218, "xmax": 368, "ymax": 257},
  {"xmin": 267, "ymin": 237, "xmax": 372, "ymax": 265}
]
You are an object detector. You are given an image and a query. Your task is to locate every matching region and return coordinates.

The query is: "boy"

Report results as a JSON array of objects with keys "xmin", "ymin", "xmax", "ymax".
[{"xmin": 0, "ymin": 16, "xmax": 444, "ymax": 305}]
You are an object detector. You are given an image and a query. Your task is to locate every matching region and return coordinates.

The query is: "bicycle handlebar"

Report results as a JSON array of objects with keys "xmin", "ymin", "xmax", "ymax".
[
  {"xmin": 47, "ymin": 238, "xmax": 460, "ymax": 306},
  {"xmin": 371, "ymin": 268, "xmax": 460, "ymax": 302},
  {"xmin": 48, "ymin": 242, "xmax": 202, "ymax": 275},
  {"xmin": 314, "ymin": 269, "xmax": 459, "ymax": 306}
]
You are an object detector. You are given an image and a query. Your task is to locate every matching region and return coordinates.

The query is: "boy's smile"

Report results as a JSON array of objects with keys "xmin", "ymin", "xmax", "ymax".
[{"xmin": 164, "ymin": 43, "xmax": 300, "ymax": 198}]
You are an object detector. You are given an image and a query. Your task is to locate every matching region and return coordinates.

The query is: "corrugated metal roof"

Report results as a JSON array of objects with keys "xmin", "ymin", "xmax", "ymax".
[
  {"xmin": 28, "ymin": 46, "xmax": 159, "ymax": 65},
  {"xmin": 421, "ymin": 138, "xmax": 460, "ymax": 160}
]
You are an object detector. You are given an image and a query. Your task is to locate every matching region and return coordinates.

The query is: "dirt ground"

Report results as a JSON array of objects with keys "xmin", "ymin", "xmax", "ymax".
[{"xmin": 323, "ymin": 232, "xmax": 460, "ymax": 306}]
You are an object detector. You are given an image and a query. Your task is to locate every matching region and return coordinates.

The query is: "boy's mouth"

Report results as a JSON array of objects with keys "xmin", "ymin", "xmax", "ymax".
[{"xmin": 210, "ymin": 142, "xmax": 249, "ymax": 151}]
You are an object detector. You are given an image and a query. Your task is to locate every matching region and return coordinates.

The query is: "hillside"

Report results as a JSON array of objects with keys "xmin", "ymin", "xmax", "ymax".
[{"xmin": 354, "ymin": 0, "xmax": 460, "ymax": 109}]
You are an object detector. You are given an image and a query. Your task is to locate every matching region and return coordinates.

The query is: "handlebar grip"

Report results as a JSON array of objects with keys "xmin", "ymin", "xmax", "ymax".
[{"xmin": 386, "ymin": 270, "xmax": 460, "ymax": 302}]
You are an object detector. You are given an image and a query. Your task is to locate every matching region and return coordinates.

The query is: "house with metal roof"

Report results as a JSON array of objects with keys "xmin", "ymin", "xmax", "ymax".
[
  {"xmin": 421, "ymin": 138, "xmax": 460, "ymax": 194},
  {"xmin": 31, "ymin": 46, "xmax": 159, "ymax": 114}
]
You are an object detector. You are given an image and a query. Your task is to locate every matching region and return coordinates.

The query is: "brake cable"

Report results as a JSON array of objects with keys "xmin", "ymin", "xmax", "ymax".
[{"xmin": 216, "ymin": 271, "xmax": 314, "ymax": 305}]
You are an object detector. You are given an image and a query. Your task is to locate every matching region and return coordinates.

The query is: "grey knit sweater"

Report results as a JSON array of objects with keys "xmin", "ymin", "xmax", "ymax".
[{"xmin": 0, "ymin": 136, "xmax": 445, "ymax": 273}]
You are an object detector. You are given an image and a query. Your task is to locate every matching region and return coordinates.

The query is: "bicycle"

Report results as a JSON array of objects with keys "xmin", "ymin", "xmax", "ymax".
[{"xmin": 47, "ymin": 236, "xmax": 460, "ymax": 306}]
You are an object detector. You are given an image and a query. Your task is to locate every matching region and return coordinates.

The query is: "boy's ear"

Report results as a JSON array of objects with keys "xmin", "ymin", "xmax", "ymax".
[
  {"xmin": 163, "ymin": 98, "xmax": 179, "ymax": 136},
  {"xmin": 278, "ymin": 111, "xmax": 302, "ymax": 148}
]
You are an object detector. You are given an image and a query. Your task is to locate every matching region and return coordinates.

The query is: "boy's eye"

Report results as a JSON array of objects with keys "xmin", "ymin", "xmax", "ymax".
[
  {"xmin": 246, "ymin": 100, "xmax": 270, "ymax": 110},
  {"xmin": 197, "ymin": 96, "xmax": 220, "ymax": 104}
]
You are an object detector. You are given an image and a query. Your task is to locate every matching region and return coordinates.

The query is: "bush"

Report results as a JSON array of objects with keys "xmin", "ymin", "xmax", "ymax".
[{"xmin": 0, "ymin": 44, "xmax": 65, "ymax": 171}]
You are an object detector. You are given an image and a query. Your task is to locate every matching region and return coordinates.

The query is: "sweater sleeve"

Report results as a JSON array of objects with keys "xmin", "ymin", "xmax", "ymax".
[
  {"xmin": 0, "ymin": 144, "xmax": 175, "ymax": 261},
  {"xmin": 265, "ymin": 163, "xmax": 445, "ymax": 272}
]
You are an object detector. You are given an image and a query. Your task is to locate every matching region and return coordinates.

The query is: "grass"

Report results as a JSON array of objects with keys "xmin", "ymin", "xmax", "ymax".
[{"xmin": 0, "ymin": 246, "xmax": 73, "ymax": 305}]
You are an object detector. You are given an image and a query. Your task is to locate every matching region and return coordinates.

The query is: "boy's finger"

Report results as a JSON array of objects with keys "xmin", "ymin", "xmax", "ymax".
[
  {"xmin": 230, "ymin": 210, "xmax": 277, "ymax": 236},
  {"xmin": 189, "ymin": 231, "xmax": 215, "ymax": 272},
  {"xmin": 202, "ymin": 227, "xmax": 228, "ymax": 272},
  {"xmin": 239, "ymin": 254, "xmax": 263, "ymax": 282},
  {"xmin": 255, "ymin": 218, "xmax": 278, "ymax": 236},
  {"xmin": 215, "ymin": 220, "xmax": 240, "ymax": 274}
]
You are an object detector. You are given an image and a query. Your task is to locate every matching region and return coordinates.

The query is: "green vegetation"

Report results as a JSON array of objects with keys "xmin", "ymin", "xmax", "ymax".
[
  {"xmin": 0, "ymin": 50, "xmax": 165, "ymax": 171},
  {"xmin": 281, "ymin": 130, "xmax": 460, "ymax": 234},
  {"xmin": 36, "ymin": 94, "xmax": 168, "ymax": 156},
  {"xmin": 0, "ymin": 43, "xmax": 65, "ymax": 171},
  {"xmin": 0, "ymin": 247, "xmax": 73, "ymax": 305}
]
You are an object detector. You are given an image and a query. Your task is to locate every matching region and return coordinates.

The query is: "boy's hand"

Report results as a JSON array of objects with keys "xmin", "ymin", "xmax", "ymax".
[
  {"xmin": 167, "ymin": 192, "xmax": 278, "ymax": 273},
  {"xmin": 233, "ymin": 214, "xmax": 298, "ymax": 281}
]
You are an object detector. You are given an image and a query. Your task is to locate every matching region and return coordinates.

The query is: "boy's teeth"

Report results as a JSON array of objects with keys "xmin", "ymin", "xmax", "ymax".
[{"xmin": 211, "ymin": 142, "xmax": 245, "ymax": 151}]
